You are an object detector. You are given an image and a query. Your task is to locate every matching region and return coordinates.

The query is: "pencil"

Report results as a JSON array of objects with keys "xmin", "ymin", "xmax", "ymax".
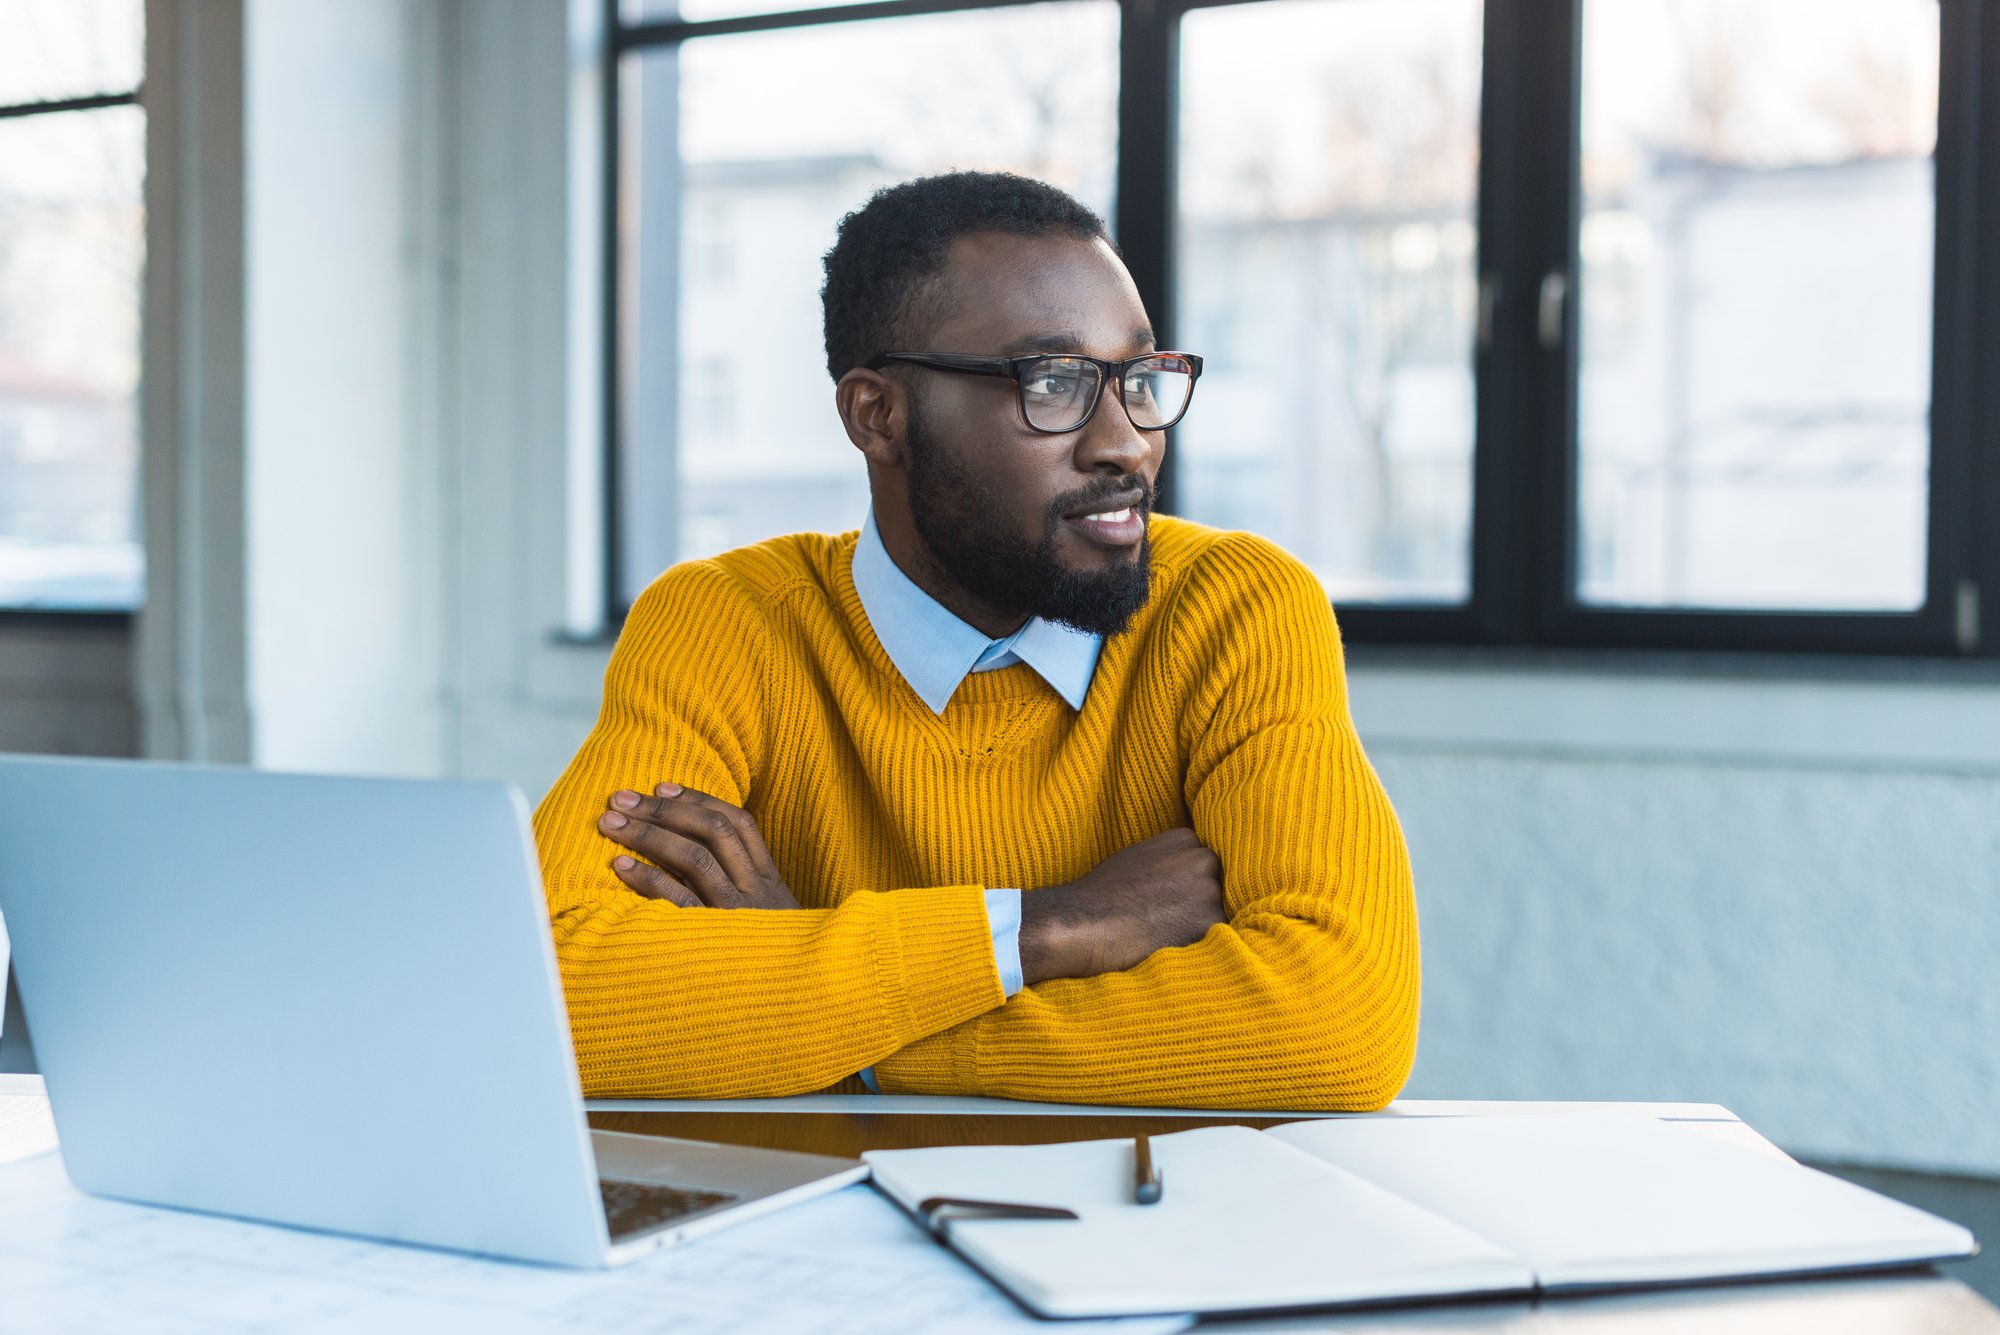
[{"xmin": 1133, "ymin": 1134, "xmax": 1163, "ymax": 1205}]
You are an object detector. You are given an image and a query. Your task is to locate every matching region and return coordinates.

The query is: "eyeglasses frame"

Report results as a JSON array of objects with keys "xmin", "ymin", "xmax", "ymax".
[{"xmin": 865, "ymin": 350, "xmax": 1205, "ymax": 435}]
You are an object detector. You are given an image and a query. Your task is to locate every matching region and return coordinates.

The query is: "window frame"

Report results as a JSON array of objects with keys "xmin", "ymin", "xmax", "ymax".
[
  {"xmin": 605, "ymin": 0, "xmax": 1998, "ymax": 661},
  {"xmin": 0, "ymin": 78, "xmax": 146, "ymax": 623}
]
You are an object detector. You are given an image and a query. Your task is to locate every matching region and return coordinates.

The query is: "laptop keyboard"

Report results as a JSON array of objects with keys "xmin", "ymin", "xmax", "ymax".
[{"xmin": 600, "ymin": 1178, "xmax": 742, "ymax": 1241}]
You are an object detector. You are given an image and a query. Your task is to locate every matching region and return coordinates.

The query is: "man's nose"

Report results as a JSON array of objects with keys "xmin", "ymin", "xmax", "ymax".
[{"xmin": 1074, "ymin": 377, "xmax": 1151, "ymax": 473}]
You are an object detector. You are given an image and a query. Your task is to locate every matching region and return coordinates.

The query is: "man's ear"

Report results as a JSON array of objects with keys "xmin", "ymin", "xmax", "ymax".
[{"xmin": 836, "ymin": 368, "xmax": 905, "ymax": 468}]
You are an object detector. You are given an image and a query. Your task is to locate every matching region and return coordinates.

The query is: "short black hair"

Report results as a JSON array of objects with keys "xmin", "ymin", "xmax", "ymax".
[{"xmin": 820, "ymin": 171, "xmax": 1109, "ymax": 382}]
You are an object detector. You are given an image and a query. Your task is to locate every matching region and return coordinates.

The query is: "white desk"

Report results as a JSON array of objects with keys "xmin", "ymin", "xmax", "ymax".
[{"xmin": 2, "ymin": 1078, "xmax": 1992, "ymax": 1334}]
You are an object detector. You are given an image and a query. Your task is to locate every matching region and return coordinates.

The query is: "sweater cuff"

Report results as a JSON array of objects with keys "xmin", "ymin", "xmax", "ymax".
[
  {"xmin": 871, "ymin": 1019, "xmax": 976, "ymax": 1094},
  {"xmin": 873, "ymin": 883, "xmax": 1006, "ymax": 1043},
  {"xmin": 857, "ymin": 887, "xmax": 1020, "ymax": 1089}
]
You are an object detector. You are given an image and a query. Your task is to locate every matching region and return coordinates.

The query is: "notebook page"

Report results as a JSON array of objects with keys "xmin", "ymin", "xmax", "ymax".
[
  {"xmin": 865, "ymin": 1126, "xmax": 1532, "ymax": 1317},
  {"xmin": 1267, "ymin": 1114, "xmax": 1976, "ymax": 1288}
]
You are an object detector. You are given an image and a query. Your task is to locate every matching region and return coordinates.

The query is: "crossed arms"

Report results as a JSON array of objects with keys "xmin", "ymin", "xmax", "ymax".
[
  {"xmin": 532, "ymin": 538, "xmax": 1419, "ymax": 1108},
  {"xmin": 596, "ymin": 782, "xmax": 1225, "ymax": 987}
]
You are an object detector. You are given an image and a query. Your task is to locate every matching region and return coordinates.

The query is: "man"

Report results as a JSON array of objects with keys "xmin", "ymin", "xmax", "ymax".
[{"xmin": 533, "ymin": 171, "xmax": 1418, "ymax": 1108}]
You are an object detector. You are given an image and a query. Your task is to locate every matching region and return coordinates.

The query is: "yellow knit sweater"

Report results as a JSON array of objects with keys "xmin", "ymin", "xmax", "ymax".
[{"xmin": 533, "ymin": 515, "xmax": 1419, "ymax": 1109}]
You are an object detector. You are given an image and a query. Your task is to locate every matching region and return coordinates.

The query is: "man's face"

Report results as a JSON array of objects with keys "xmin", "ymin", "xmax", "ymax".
[{"xmin": 896, "ymin": 232, "xmax": 1165, "ymax": 638}]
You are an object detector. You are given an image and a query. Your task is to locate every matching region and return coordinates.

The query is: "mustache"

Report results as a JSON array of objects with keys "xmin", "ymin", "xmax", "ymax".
[{"xmin": 1049, "ymin": 475, "xmax": 1153, "ymax": 522}]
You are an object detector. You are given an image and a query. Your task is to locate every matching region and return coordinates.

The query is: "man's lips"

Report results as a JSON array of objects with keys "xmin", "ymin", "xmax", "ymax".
[
  {"xmin": 1062, "ymin": 491, "xmax": 1147, "ymax": 521},
  {"xmin": 1062, "ymin": 495, "xmax": 1148, "ymax": 547}
]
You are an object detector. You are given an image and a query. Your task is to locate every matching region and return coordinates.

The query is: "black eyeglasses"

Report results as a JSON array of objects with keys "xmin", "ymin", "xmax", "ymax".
[{"xmin": 866, "ymin": 351, "xmax": 1204, "ymax": 434}]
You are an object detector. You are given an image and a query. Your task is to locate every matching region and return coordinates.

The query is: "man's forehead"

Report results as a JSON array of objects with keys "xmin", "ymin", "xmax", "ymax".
[{"xmin": 920, "ymin": 231, "xmax": 1153, "ymax": 353}]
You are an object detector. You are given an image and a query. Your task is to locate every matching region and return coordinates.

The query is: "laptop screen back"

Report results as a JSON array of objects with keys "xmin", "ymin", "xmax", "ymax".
[{"xmin": 0, "ymin": 757, "xmax": 610, "ymax": 1265}]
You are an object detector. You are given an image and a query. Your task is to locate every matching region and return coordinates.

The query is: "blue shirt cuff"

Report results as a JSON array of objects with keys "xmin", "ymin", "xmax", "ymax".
[{"xmin": 985, "ymin": 887, "xmax": 1025, "ymax": 997}]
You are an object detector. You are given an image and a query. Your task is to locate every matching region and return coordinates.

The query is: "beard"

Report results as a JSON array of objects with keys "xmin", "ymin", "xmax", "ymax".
[{"xmin": 903, "ymin": 399, "xmax": 1155, "ymax": 638}]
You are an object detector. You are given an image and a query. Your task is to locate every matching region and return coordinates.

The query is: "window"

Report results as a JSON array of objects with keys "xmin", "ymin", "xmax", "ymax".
[
  {"xmin": 612, "ymin": 1, "xmax": 1116, "ymax": 599},
  {"xmin": 1576, "ymin": 0, "xmax": 1939, "ymax": 613},
  {"xmin": 1176, "ymin": 0, "xmax": 1483, "ymax": 605},
  {"xmin": 608, "ymin": 0, "xmax": 1999, "ymax": 658},
  {"xmin": 0, "ymin": 0, "xmax": 145, "ymax": 613}
]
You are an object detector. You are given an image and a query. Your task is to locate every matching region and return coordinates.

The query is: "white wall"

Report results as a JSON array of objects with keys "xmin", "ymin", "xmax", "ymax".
[
  {"xmin": 132, "ymin": 0, "xmax": 452, "ymax": 775},
  {"xmin": 240, "ymin": 0, "xmax": 451, "ymax": 776},
  {"xmin": 1357, "ymin": 666, "xmax": 2000, "ymax": 1177}
]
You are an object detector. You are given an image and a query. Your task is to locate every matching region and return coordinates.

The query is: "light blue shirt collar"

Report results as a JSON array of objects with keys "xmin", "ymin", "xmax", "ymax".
[{"xmin": 852, "ymin": 510, "xmax": 1102, "ymax": 715}]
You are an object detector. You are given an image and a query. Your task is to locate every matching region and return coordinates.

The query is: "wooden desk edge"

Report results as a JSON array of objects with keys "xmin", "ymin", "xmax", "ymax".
[
  {"xmin": 583, "ymin": 1095, "xmax": 1745, "ymax": 1120},
  {"xmin": 582, "ymin": 1098, "xmax": 1755, "ymax": 1160}
]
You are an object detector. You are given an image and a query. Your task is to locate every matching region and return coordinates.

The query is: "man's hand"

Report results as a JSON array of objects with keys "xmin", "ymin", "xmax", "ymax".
[
  {"xmin": 599, "ymin": 784, "xmax": 802, "ymax": 909},
  {"xmin": 1020, "ymin": 828, "xmax": 1226, "ymax": 984}
]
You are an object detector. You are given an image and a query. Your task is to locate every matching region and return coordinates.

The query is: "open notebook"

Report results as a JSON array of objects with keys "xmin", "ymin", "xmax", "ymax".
[{"xmin": 864, "ymin": 1113, "xmax": 1977, "ymax": 1319}]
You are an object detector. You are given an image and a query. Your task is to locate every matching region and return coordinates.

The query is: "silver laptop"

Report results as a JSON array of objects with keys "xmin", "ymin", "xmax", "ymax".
[{"xmin": 0, "ymin": 755, "xmax": 865, "ymax": 1267}]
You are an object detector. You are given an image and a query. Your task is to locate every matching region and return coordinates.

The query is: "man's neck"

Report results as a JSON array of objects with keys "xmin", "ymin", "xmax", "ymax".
[{"xmin": 871, "ymin": 507, "xmax": 1029, "ymax": 641}]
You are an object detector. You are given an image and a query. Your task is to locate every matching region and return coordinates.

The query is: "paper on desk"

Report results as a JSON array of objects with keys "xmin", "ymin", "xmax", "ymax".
[
  {"xmin": 0, "ymin": 1150, "xmax": 1192, "ymax": 1335},
  {"xmin": 0, "ymin": 1091, "xmax": 57, "ymax": 1165}
]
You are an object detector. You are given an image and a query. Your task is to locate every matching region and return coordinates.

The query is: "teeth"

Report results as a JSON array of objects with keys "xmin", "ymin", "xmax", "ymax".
[{"xmin": 1082, "ymin": 508, "xmax": 1132, "ymax": 523}]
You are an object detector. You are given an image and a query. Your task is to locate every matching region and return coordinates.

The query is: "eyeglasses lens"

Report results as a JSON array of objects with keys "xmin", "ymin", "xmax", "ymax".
[
  {"xmin": 1019, "ymin": 358, "xmax": 1100, "ymax": 431},
  {"xmin": 1019, "ymin": 355, "xmax": 1194, "ymax": 431},
  {"xmin": 1124, "ymin": 356, "xmax": 1194, "ymax": 429}
]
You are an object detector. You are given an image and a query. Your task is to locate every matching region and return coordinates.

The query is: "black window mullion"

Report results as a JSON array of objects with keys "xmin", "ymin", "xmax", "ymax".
[
  {"xmin": 1117, "ymin": 0, "xmax": 1180, "ymax": 513},
  {"xmin": 1543, "ymin": 606, "xmax": 1970, "ymax": 656},
  {"xmin": 1462, "ymin": 0, "xmax": 1576, "ymax": 647},
  {"xmin": 0, "ymin": 90, "xmax": 140, "ymax": 121},
  {"xmin": 601, "ymin": 0, "xmax": 626, "ymax": 627},
  {"xmin": 1964, "ymin": 0, "xmax": 2000, "ymax": 657},
  {"xmin": 1925, "ymin": 0, "xmax": 1985, "ymax": 657},
  {"xmin": 617, "ymin": 0, "xmax": 1055, "ymax": 45},
  {"xmin": 1519, "ymin": 0, "xmax": 1583, "ymax": 647}
]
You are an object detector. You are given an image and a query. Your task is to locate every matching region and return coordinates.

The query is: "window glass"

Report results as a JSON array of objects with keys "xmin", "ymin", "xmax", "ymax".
[
  {"xmin": 616, "ymin": 4, "xmax": 1117, "ymax": 599},
  {"xmin": 0, "ymin": 105, "xmax": 145, "ymax": 610},
  {"xmin": 0, "ymin": 0, "xmax": 142, "ymax": 107},
  {"xmin": 1175, "ymin": 0, "xmax": 1483, "ymax": 605},
  {"xmin": 1576, "ymin": 0, "xmax": 1939, "ymax": 610}
]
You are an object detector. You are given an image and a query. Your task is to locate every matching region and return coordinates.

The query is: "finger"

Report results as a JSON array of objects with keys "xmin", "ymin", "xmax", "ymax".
[
  {"xmin": 657, "ymin": 784, "xmax": 783, "ymax": 881},
  {"xmin": 630, "ymin": 785, "xmax": 771, "ymax": 890},
  {"xmin": 600, "ymin": 810, "xmax": 742, "ymax": 906},
  {"xmin": 611, "ymin": 854, "xmax": 699, "ymax": 907}
]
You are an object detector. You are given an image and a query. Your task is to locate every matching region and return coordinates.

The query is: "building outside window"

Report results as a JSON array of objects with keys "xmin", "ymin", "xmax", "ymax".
[
  {"xmin": 1176, "ymin": 0, "xmax": 1483, "ymax": 605},
  {"xmin": 0, "ymin": 0, "xmax": 145, "ymax": 612}
]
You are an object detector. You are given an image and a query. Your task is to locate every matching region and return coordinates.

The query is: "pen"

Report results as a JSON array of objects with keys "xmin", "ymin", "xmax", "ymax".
[{"xmin": 1133, "ymin": 1134, "xmax": 1163, "ymax": 1205}]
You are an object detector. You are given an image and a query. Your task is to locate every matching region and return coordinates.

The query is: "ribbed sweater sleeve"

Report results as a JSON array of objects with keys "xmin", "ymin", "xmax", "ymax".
[
  {"xmin": 873, "ymin": 533, "xmax": 1420, "ymax": 1110},
  {"xmin": 533, "ymin": 561, "xmax": 1004, "ymax": 1097}
]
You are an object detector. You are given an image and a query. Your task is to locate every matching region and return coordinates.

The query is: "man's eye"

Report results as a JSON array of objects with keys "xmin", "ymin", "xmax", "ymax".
[{"xmin": 1023, "ymin": 371, "xmax": 1086, "ymax": 398}]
